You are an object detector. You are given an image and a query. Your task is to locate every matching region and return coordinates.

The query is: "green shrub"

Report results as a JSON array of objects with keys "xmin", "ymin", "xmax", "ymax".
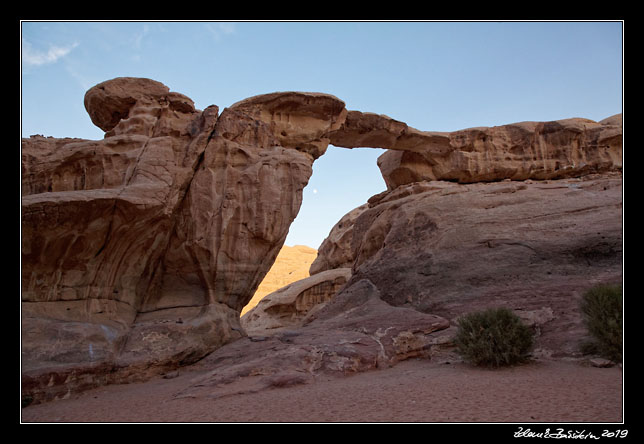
[
  {"xmin": 454, "ymin": 307, "xmax": 534, "ymax": 367},
  {"xmin": 580, "ymin": 284, "xmax": 622, "ymax": 362}
]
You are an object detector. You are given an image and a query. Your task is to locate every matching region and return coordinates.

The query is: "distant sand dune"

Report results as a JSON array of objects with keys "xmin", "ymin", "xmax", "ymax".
[{"xmin": 241, "ymin": 245, "xmax": 318, "ymax": 316}]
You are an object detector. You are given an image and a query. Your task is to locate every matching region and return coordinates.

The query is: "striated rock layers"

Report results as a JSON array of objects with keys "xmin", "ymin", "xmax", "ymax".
[
  {"xmin": 22, "ymin": 76, "xmax": 622, "ymax": 403},
  {"xmin": 22, "ymin": 78, "xmax": 223, "ymax": 395},
  {"xmin": 22, "ymin": 78, "xmax": 347, "ymax": 402},
  {"xmin": 226, "ymin": 116, "xmax": 621, "ymax": 398},
  {"xmin": 327, "ymin": 111, "xmax": 622, "ymax": 188},
  {"xmin": 209, "ymin": 174, "xmax": 621, "ymax": 401},
  {"xmin": 311, "ymin": 174, "xmax": 622, "ymax": 358}
]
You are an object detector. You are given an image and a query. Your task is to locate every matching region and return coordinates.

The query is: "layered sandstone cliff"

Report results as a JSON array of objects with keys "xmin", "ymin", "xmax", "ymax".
[
  {"xmin": 311, "ymin": 174, "xmax": 622, "ymax": 352},
  {"xmin": 22, "ymin": 79, "xmax": 348, "ymax": 401},
  {"xmin": 232, "ymin": 113, "xmax": 621, "ymax": 394},
  {"xmin": 326, "ymin": 110, "xmax": 622, "ymax": 187},
  {"xmin": 23, "ymin": 78, "xmax": 225, "ymax": 381}
]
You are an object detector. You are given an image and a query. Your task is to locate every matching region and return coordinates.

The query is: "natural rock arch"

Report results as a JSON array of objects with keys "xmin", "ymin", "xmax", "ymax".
[{"xmin": 21, "ymin": 77, "xmax": 622, "ymax": 402}]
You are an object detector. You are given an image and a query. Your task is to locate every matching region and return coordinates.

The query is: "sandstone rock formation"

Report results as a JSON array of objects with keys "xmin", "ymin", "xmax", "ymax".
[
  {"xmin": 376, "ymin": 115, "xmax": 622, "ymax": 188},
  {"xmin": 22, "ymin": 76, "xmax": 622, "ymax": 404},
  {"xmin": 309, "ymin": 204, "xmax": 368, "ymax": 275},
  {"xmin": 163, "ymin": 171, "xmax": 621, "ymax": 401},
  {"xmin": 179, "ymin": 279, "xmax": 451, "ymax": 400},
  {"xmin": 241, "ymin": 267, "xmax": 352, "ymax": 336},
  {"xmin": 161, "ymin": 90, "xmax": 346, "ymax": 319},
  {"xmin": 311, "ymin": 174, "xmax": 622, "ymax": 357},
  {"xmin": 22, "ymin": 78, "xmax": 225, "ymax": 387},
  {"xmin": 325, "ymin": 110, "xmax": 622, "ymax": 188},
  {"xmin": 241, "ymin": 244, "xmax": 317, "ymax": 316},
  {"xmin": 22, "ymin": 79, "xmax": 348, "ymax": 402}
]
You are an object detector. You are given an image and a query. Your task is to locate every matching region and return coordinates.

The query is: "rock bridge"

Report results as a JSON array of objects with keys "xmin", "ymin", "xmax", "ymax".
[{"xmin": 21, "ymin": 77, "xmax": 622, "ymax": 402}]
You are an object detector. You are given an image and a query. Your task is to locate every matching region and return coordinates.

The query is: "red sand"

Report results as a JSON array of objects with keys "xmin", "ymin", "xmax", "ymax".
[{"xmin": 20, "ymin": 358, "xmax": 623, "ymax": 423}]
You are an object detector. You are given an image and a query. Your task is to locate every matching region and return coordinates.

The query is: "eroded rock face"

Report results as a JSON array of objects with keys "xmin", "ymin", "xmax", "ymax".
[
  {"xmin": 84, "ymin": 77, "xmax": 197, "ymax": 134},
  {"xmin": 309, "ymin": 204, "xmax": 368, "ymax": 275},
  {"xmin": 171, "ymin": 168, "xmax": 622, "ymax": 400},
  {"xmin": 21, "ymin": 79, "xmax": 348, "ymax": 403},
  {"xmin": 178, "ymin": 279, "xmax": 451, "ymax": 400},
  {"xmin": 327, "ymin": 110, "xmax": 621, "ymax": 188},
  {"xmin": 376, "ymin": 115, "xmax": 622, "ymax": 188},
  {"xmin": 313, "ymin": 174, "xmax": 622, "ymax": 357},
  {"xmin": 22, "ymin": 78, "xmax": 221, "ymax": 382},
  {"xmin": 160, "ymin": 92, "xmax": 346, "ymax": 317}
]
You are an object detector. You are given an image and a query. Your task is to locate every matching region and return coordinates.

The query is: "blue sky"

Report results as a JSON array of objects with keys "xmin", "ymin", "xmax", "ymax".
[{"xmin": 21, "ymin": 21, "xmax": 623, "ymax": 249}]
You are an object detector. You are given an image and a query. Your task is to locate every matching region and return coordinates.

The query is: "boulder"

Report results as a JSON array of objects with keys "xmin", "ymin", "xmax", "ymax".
[{"xmin": 590, "ymin": 358, "xmax": 616, "ymax": 368}]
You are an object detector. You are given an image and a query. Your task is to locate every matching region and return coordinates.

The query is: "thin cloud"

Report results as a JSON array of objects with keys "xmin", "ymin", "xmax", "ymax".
[
  {"xmin": 204, "ymin": 22, "xmax": 236, "ymax": 41},
  {"xmin": 132, "ymin": 24, "xmax": 150, "ymax": 50},
  {"xmin": 64, "ymin": 62, "xmax": 95, "ymax": 92},
  {"xmin": 22, "ymin": 39, "xmax": 79, "ymax": 67}
]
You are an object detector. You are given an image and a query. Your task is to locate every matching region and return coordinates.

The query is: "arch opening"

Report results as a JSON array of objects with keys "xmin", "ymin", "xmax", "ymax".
[{"xmin": 240, "ymin": 145, "xmax": 387, "ymax": 316}]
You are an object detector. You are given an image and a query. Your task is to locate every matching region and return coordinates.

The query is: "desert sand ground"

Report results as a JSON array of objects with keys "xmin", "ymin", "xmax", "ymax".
[{"xmin": 21, "ymin": 357, "xmax": 622, "ymax": 424}]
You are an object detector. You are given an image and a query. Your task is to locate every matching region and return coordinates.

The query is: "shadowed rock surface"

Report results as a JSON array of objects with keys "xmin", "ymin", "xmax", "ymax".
[{"xmin": 315, "ymin": 174, "xmax": 622, "ymax": 357}]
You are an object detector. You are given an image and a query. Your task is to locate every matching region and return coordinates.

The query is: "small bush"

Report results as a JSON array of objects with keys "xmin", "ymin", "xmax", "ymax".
[
  {"xmin": 454, "ymin": 307, "xmax": 534, "ymax": 367},
  {"xmin": 580, "ymin": 284, "xmax": 622, "ymax": 362}
]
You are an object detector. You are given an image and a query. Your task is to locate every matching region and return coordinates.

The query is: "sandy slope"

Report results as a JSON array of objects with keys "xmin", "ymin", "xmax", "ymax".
[{"xmin": 21, "ymin": 358, "xmax": 622, "ymax": 424}]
